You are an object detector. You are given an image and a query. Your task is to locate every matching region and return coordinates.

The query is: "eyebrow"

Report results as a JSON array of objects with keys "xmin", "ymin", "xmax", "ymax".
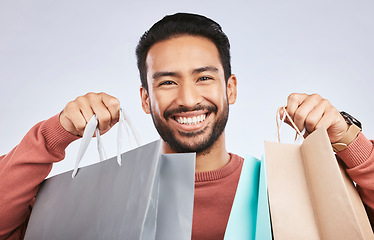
[
  {"xmin": 152, "ymin": 66, "xmax": 219, "ymax": 80},
  {"xmin": 192, "ymin": 66, "xmax": 219, "ymax": 74},
  {"xmin": 152, "ymin": 71, "xmax": 180, "ymax": 80}
]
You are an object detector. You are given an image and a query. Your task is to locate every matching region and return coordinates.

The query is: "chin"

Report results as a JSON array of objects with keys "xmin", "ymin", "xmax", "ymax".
[{"xmin": 168, "ymin": 133, "xmax": 218, "ymax": 154}]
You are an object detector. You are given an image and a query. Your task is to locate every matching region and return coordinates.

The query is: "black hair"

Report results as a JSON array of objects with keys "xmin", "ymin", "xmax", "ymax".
[{"xmin": 136, "ymin": 13, "xmax": 231, "ymax": 91}]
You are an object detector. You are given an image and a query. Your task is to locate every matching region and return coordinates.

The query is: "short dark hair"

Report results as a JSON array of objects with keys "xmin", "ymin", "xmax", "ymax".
[{"xmin": 136, "ymin": 13, "xmax": 231, "ymax": 91}]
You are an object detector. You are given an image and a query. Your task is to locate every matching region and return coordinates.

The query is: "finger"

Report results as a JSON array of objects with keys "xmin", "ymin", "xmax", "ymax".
[
  {"xmin": 292, "ymin": 95, "xmax": 322, "ymax": 133},
  {"xmin": 289, "ymin": 94, "xmax": 324, "ymax": 133},
  {"xmin": 92, "ymin": 107, "xmax": 111, "ymax": 133},
  {"xmin": 87, "ymin": 96, "xmax": 113, "ymax": 133},
  {"xmin": 62, "ymin": 101, "xmax": 89, "ymax": 136},
  {"xmin": 74, "ymin": 95, "xmax": 95, "ymax": 124},
  {"xmin": 315, "ymin": 107, "xmax": 347, "ymax": 142},
  {"xmin": 101, "ymin": 93, "xmax": 120, "ymax": 126},
  {"xmin": 303, "ymin": 98, "xmax": 328, "ymax": 134},
  {"xmin": 286, "ymin": 93, "xmax": 308, "ymax": 119},
  {"xmin": 315, "ymin": 110, "xmax": 335, "ymax": 130}
]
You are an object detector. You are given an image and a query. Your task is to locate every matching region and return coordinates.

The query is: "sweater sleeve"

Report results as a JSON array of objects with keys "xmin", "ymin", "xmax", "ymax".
[
  {"xmin": 337, "ymin": 132, "xmax": 374, "ymax": 227},
  {"xmin": 0, "ymin": 114, "xmax": 79, "ymax": 240}
]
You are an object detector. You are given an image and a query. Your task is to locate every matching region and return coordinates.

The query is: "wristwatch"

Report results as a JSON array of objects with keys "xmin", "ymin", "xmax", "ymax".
[{"xmin": 331, "ymin": 112, "xmax": 362, "ymax": 152}]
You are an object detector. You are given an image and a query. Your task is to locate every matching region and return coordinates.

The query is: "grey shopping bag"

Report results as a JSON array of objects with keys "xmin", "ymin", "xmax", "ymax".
[{"xmin": 24, "ymin": 111, "xmax": 195, "ymax": 240}]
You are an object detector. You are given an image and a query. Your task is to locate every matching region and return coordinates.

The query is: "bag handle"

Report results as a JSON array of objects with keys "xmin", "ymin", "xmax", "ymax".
[
  {"xmin": 117, "ymin": 108, "xmax": 141, "ymax": 165},
  {"xmin": 276, "ymin": 106, "xmax": 305, "ymax": 142},
  {"xmin": 72, "ymin": 108, "xmax": 141, "ymax": 178}
]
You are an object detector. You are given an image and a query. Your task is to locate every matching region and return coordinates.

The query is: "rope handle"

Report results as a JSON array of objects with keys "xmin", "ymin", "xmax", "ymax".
[{"xmin": 276, "ymin": 106, "xmax": 305, "ymax": 142}]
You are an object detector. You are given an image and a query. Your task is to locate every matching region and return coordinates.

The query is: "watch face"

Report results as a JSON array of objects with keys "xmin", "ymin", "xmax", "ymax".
[{"xmin": 340, "ymin": 111, "xmax": 362, "ymax": 129}]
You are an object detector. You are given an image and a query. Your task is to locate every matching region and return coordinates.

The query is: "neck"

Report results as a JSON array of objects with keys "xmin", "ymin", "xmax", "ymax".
[{"xmin": 161, "ymin": 132, "xmax": 230, "ymax": 172}]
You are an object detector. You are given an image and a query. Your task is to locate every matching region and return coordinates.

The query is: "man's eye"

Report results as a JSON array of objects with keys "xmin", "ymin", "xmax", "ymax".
[
  {"xmin": 159, "ymin": 81, "xmax": 175, "ymax": 86},
  {"xmin": 198, "ymin": 76, "xmax": 213, "ymax": 81}
]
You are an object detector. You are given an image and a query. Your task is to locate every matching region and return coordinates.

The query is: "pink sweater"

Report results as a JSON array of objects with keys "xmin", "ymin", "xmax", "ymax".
[{"xmin": 0, "ymin": 114, "xmax": 373, "ymax": 239}]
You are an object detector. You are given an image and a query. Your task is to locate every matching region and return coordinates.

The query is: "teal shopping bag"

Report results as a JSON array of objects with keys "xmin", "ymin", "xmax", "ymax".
[{"xmin": 224, "ymin": 156, "xmax": 272, "ymax": 240}]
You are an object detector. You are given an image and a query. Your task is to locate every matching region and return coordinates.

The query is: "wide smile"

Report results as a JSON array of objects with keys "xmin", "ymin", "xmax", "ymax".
[
  {"xmin": 171, "ymin": 111, "xmax": 210, "ymax": 131},
  {"xmin": 174, "ymin": 113, "xmax": 207, "ymax": 125}
]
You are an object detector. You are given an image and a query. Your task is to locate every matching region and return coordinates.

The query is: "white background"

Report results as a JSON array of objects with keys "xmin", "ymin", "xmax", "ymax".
[{"xmin": 1, "ymin": 0, "xmax": 373, "ymax": 177}]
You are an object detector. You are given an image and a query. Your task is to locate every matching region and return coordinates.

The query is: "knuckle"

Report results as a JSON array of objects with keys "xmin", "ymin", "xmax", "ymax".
[
  {"xmin": 305, "ymin": 116, "xmax": 317, "ymax": 128},
  {"xmin": 310, "ymin": 93, "xmax": 321, "ymax": 99},
  {"xmin": 64, "ymin": 101, "xmax": 77, "ymax": 112},
  {"xmin": 99, "ymin": 92, "xmax": 109, "ymax": 100},
  {"xmin": 325, "ymin": 106, "xmax": 336, "ymax": 115},
  {"xmin": 310, "ymin": 93, "xmax": 323, "ymax": 102},
  {"xmin": 103, "ymin": 111, "xmax": 111, "ymax": 122},
  {"xmin": 321, "ymin": 99, "xmax": 330, "ymax": 106},
  {"xmin": 85, "ymin": 92, "xmax": 95, "ymax": 97},
  {"xmin": 75, "ymin": 95, "xmax": 86, "ymax": 104},
  {"xmin": 108, "ymin": 98, "xmax": 120, "ymax": 108},
  {"xmin": 288, "ymin": 93, "xmax": 299, "ymax": 102},
  {"xmin": 85, "ymin": 92, "xmax": 97, "ymax": 100},
  {"xmin": 98, "ymin": 112, "xmax": 111, "ymax": 125},
  {"xmin": 65, "ymin": 101, "xmax": 75, "ymax": 108},
  {"xmin": 294, "ymin": 110, "xmax": 304, "ymax": 120}
]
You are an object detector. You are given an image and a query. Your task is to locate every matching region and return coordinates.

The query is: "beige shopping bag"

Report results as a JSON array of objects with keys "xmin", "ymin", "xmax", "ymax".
[{"xmin": 265, "ymin": 108, "xmax": 374, "ymax": 240}]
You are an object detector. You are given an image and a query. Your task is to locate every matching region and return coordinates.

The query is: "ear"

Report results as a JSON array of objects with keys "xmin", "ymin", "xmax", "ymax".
[
  {"xmin": 226, "ymin": 74, "xmax": 237, "ymax": 105},
  {"xmin": 140, "ymin": 86, "xmax": 151, "ymax": 114}
]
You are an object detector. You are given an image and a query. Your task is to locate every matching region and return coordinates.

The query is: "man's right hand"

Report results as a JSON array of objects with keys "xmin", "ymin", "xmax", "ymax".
[{"xmin": 60, "ymin": 92, "xmax": 121, "ymax": 137}]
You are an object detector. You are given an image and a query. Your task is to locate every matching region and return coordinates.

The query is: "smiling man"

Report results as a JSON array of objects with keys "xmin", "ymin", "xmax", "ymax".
[
  {"xmin": 1, "ymin": 13, "xmax": 374, "ymax": 240},
  {"xmin": 137, "ymin": 16, "xmax": 242, "ymax": 238},
  {"xmin": 140, "ymin": 35, "xmax": 237, "ymax": 171}
]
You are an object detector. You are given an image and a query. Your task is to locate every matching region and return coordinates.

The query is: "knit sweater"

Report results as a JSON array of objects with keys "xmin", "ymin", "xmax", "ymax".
[{"xmin": 0, "ymin": 114, "xmax": 373, "ymax": 239}]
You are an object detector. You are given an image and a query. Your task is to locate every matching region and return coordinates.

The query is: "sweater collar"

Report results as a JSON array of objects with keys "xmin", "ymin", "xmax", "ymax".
[{"xmin": 195, "ymin": 153, "xmax": 242, "ymax": 182}]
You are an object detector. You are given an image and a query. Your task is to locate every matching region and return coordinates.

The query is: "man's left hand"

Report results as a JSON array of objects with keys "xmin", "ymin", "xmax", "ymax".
[{"xmin": 282, "ymin": 93, "xmax": 349, "ymax": 143}]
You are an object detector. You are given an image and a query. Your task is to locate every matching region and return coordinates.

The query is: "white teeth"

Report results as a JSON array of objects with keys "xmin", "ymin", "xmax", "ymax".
[{"xmin": 176, "ymin": 114, "xmax": 207, "ymax": 125}]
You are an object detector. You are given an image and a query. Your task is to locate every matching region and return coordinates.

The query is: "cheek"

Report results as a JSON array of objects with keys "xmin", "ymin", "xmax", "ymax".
[
  {"xmin": 150, "ymin": 92, "xmax": 168, "ymax": 117},
  {"xmin": 204, "ymin": 84, "xmax": 227, "ymax": 109}
]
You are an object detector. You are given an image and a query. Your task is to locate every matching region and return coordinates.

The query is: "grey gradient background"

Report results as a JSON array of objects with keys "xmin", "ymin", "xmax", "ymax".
[{"xmin": 1, "ymin": 1, "xmax": 373, "ymax": 177}]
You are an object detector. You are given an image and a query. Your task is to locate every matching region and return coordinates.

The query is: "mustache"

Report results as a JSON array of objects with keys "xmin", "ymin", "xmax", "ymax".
[{"xmin": 164, "ymin": 104, "xmax": 218, "ymax": 119}]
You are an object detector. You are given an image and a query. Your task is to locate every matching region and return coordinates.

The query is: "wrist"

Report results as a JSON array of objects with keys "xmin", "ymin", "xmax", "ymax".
[
  {"xmin": 332, "ymin": 123, "xmax": 361, "ymax": 152},
  {"xmin": 42, "ymin": 114, "xmax": 81, "ymax": 153},
  {"xmin": 336, "ymin": 132, "xmax": 373, "ymax": 168},
  {"xmin": 332, "ymin": 111, "xmax": 362, "ymax": 152}
]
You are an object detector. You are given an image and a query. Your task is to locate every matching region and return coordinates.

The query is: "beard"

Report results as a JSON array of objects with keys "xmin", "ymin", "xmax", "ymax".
[{"xmin": 150, "ymin": 101, "xmax": 229, "ymax": 154}]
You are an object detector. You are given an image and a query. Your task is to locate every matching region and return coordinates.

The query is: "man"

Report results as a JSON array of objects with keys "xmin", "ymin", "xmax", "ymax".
[{"xmin": 1, "ymin": 13, "xmax": 373, "ymax": 240}]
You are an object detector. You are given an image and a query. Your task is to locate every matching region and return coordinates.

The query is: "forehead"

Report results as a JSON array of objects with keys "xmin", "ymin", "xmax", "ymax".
[{"xmin": 145, "ymin": 35, "xmax": 223, "ymax": 76}]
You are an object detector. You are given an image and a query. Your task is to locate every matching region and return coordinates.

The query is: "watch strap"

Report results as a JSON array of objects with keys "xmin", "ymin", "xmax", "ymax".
[{"xmin": 332, "ymin": 124, "xmax": 361, "ymax": 152}]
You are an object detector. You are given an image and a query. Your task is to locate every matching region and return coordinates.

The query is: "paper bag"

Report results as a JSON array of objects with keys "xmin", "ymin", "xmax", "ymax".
[
  {"xmin": 265, "ymin": 127, "xmax": 374, "ymax": 240},
  {"xmin": 25, "ymin": 111, "xmax": 195, "ymax": 240},
  {"xmin": 224, "ymin": 156, "xmax": 272, "ymax": 240},
  {"xmin": 24, "ymin": 140, "xmax": 195, "ymax": 240}
]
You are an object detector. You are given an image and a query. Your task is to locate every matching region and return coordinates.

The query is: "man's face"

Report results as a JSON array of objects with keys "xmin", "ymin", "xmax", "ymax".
[{"xmin": 140, "ymin": 35, "xmax": 237, "ymax": 154}]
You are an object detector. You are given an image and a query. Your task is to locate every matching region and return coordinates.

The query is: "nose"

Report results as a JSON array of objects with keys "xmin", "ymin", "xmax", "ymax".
[{"xmin": 176, "ymin": 81, "xmax": 202, "ymax": 108}]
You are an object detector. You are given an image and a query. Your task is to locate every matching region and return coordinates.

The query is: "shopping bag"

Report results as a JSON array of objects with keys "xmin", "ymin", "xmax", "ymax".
[
  {"xmin": 255, "ymin": 156, "xmax": 272, "ymax": 240},
  {"xmin": 24, "ymin": 110, "xmax": 195, "ymax": 240},
  {"xmin": 265, "ymin": 108, "xmax": 374, "ymax": 240},
  {"xmin": 224, "ymin": 156, "xmax": 272, "ymax": 240}
]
